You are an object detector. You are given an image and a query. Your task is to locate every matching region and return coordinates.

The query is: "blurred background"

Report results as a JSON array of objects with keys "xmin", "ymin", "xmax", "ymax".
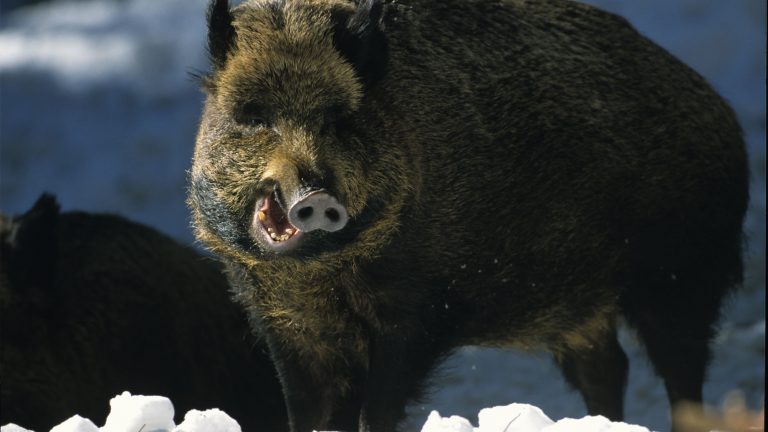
[{"xmin": 0, "ymin": 0, "xmax": 764, "ymax": 430}]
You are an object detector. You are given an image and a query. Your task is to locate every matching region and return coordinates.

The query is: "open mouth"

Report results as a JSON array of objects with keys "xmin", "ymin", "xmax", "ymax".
[{"xmin": 252, "ymin": 191, "xmax": 302, "ymax": 246}]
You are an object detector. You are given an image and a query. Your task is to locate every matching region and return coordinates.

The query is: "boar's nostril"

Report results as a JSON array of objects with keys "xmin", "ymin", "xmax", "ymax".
[
  {"xmin": 288, "ymin": 191, "xmax": 348, "ymax": 233},
  {"xmin": 297, "ymin": 206, "xmax": 314, "ymax": 220},
  {"xmin": 325, "ymin": 208, "xmax": 340, "ymax": 223}
]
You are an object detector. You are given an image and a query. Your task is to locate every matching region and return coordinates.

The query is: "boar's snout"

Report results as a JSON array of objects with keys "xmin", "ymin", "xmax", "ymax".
[{"xmin": 288, "ymin": 190, "xmax": 348, "ymax": 233}]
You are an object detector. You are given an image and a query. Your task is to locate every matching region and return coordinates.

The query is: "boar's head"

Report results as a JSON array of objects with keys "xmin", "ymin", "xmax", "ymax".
[{"xmin": 189, "ymin": 0, "xmax": 408, "ymax": 265}]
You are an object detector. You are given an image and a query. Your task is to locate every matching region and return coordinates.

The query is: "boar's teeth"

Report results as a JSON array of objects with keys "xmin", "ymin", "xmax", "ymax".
[
  {"xmin": 285, "ymin": 228, "xmax": 294, "ymax": 235},
  {"xmin": 257, "ymin": 211, "xmax": 266, "ymax": 222},
  {"xmin": 270, "ymin": 232, "xmax": 278, "ymax": 240},
  {"xmin": 267, "ymin": 227, "xmax": 274, "ymax": 233}
]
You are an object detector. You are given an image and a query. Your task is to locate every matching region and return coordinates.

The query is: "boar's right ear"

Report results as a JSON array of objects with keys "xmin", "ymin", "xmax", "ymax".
[
  {"xmin": 333, "ymin": 0, "xmax": 388, "ymax": 88},
  {"xmin": 207, "ymin": 0, "xmax": 236, "ymax": 71}
]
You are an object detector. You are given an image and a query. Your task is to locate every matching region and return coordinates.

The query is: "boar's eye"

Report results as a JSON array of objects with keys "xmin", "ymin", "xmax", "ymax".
[
  {"xmin": 247, "ymin": 116, "xmax": 268, "ymax": 128},
  {"xmin": 236, "ymin": 101, "xmax": 271, "ymax": 129}
]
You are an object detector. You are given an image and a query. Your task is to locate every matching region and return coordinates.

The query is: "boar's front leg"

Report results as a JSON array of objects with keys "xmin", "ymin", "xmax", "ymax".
[
  {"xmin": 265, "ymin": 331, "xmax": 364, "ymax": 432},
  {"xmin": 360, "ymin": 331, "xmax": 449, "ymax": 432}
]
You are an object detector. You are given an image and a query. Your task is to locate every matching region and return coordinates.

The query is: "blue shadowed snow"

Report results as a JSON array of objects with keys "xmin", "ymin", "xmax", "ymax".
[
  {"xmin": 0, "ymin": 0, "xmax": 210, "ymax": 242},
  {"xmin": 0, "ymin": 1, "xmax": 764, "ymax": 431}
]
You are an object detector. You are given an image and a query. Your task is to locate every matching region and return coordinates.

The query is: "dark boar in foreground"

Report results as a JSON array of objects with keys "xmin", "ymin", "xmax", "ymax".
[
  {"xmin": 0, "ymin": 195, "xmax": 287, "ymax": 431},
  {"xmin": 188, "ymin": 0, "xmax": 749, "ymax": 431}
]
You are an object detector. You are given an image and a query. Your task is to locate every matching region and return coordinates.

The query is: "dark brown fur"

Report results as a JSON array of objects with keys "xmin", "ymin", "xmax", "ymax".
[
  {"xmin": 0, "ymin": 195, "xmax": 287, "ymax": 431},
  {"xmin": 188, "ymin": 1, "xmax": 749, "ymax": 431}
]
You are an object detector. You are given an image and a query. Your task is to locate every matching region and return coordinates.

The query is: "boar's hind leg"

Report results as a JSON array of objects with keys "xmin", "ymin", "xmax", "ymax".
[
  {"xmin": 623, "ymin": 273, "xmax": 725, "ymax": 409},
  {"xmin": 555, "ymin": 329, "xmax": 629, "ymax": 421},
  {"xmin": 620, "ymin": 228, "xmax": 743, "ymax": 422}
]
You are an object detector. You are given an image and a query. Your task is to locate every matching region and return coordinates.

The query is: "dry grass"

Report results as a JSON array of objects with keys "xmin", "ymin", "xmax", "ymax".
[{"xmin": 674, "ymin": 392, "xmax": 764, "ymax": 432}]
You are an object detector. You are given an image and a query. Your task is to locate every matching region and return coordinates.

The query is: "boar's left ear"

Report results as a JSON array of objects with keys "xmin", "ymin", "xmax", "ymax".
[
  {"xmin": 333, "ymin": 0, "xmax": 388, "ymax": 88},
  {"xmin": 207, "ymin": 0, "xmax": 236, "ymax": 70},
  {"xmin": 3, "ymin": 193, "xmax": 60, "ymax": 297}
]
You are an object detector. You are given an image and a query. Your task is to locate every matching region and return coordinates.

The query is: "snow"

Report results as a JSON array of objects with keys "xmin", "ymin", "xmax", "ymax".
[
  {"xmin": 418, "ymin": 403, "xmax": 652, "ymax": 432},
  {"xmin": 49, "ymin": 416, "xmax": 99, "ymax": 432},
  {"xmin": 175, "ymin": 409, "xmax": 241, "ymax": 432},
  {"xmin": 1, "ymin": 392, "xmax": 242, "ymax": 432},
  {"xmin": 0, "ymin": 0, "xmax": 209, "ymax": 95},
  {"xmin": 422, "ymin": 411, "xmax": 476, "ymax": 432},
  {"xmin": 540, "ymin": 416, "xmax": 649, "ymax": 432},
  {"xmin": 101, "ymin": 392, "xmax": 175, "ymax": 432},
  {"xmin": 0, "ymin": 0, "xmax": 764, "ymax": 431},
  {"xmin": 3, "ymin": 395, "xmax": 653, "ymax": 432},
  {"xmin": 0, "ymin": 0, "xmax": 209, "ymax": 242},
  {"xmin": 479, "ymin": 405, "xmax": 555, "ymax": 432},
  {"xmin": 1, "ymin": 426, "xmax": 34, "ymax": 432}
]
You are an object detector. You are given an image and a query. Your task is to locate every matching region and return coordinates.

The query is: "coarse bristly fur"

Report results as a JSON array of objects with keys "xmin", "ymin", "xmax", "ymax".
[{"xmin": 187, "ymin": 1, "xmax": 749, "ymax": 431}]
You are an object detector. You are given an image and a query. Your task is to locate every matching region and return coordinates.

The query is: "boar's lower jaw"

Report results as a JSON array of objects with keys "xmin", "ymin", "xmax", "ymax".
[{"xmin": 251, "ymin": 192, "xmax": 303, "ymax": 250}]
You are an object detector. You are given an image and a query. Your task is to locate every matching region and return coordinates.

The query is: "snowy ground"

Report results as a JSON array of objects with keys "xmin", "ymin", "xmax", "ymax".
[
  {"xmin": 0, "ymin": 392, "xmax": 654, "ymax": 432},
  {"xmin": 0, "ymin": 1, "xmax": 764, "ymax": 431},
  {"xmin": 2, "ymin": 392, "xmax": 244, "ymax": 432}
]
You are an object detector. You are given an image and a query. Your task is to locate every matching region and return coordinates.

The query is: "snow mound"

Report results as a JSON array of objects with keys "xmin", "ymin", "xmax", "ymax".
[
  {"xmin": 478, "ymin": 404, "xmax": 554, "ymax": 431},
  {"xmin": 49, "ymin": 416, "xmax": 99, "ymax": 432},
  {"xmin": 101, "ymin": 392, "xmax": 175, "ymax": 432},
  {"xmin": 175, "ymin": 409, "xmax": 241, "ymax": 432},
  {"xmin": 541, "ymin": 416, "xmax": 651, "ymax": 432},
  {"xmin": 1, "ymin": 393, "xmax": 658, "ymax": 432},
  {"xmin": 421, "ymin": 411, "xmax": 475, "ymax": 432},
  {"xmin": 0, "ymin": 426, "xmax": 34, "ymax": 432},
  {"xmin": 0, "ymin": 392, "xmax": 241, "ymax": 432},
  {"xmin": 421, "ymin": 403, "xmax": 652, "ymax": 432}
]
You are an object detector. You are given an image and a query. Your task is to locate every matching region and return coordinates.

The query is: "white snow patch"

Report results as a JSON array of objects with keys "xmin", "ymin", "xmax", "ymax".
[
  {"xmin": 49, "ymin": 416, "xmax": 99, "ymax": 432},
  {"xmin": 101, "ymin": 391, "xmax": 175, "ymax": 432},
  {"xmin": 421, "ymin": 411, "xmax": 475, "ymax": 432},
  {"xmin": 0, "ymin": 425, "xmax": 34, "ymax": 432},
  {"xmin": 420, "ymin": 404, "xmax": 653, "ymax": 432},
  {"xmin": 175, "ymin": 409, "xmax": 241, "ymax": 432},
  {"xmin": 0, "ymin": 32, "xmax": 134, "ymax": 81},
  {"xmin": 477, "ymin": 404, "xmax": 554, "ymax": 431},
  {"xmin": 3, "ymin": 396, "xmax": 657, "ymax": 432},
  {"xmin": 1, "ymin": 392, "xmax": 244, "ymax": 432},
  {"xmin": 541, "ymin": 416, "xmax": 651, "ymax": 432}
]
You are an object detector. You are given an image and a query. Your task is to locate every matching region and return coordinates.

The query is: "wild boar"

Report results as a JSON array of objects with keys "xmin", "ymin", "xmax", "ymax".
[
  {"xmin": 0, "ymin": 194, "xmax": 287, "ymax": 431},
  {"xmin": 188, "ymin": 1, "xmax": 749, "ymax": 431}
]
